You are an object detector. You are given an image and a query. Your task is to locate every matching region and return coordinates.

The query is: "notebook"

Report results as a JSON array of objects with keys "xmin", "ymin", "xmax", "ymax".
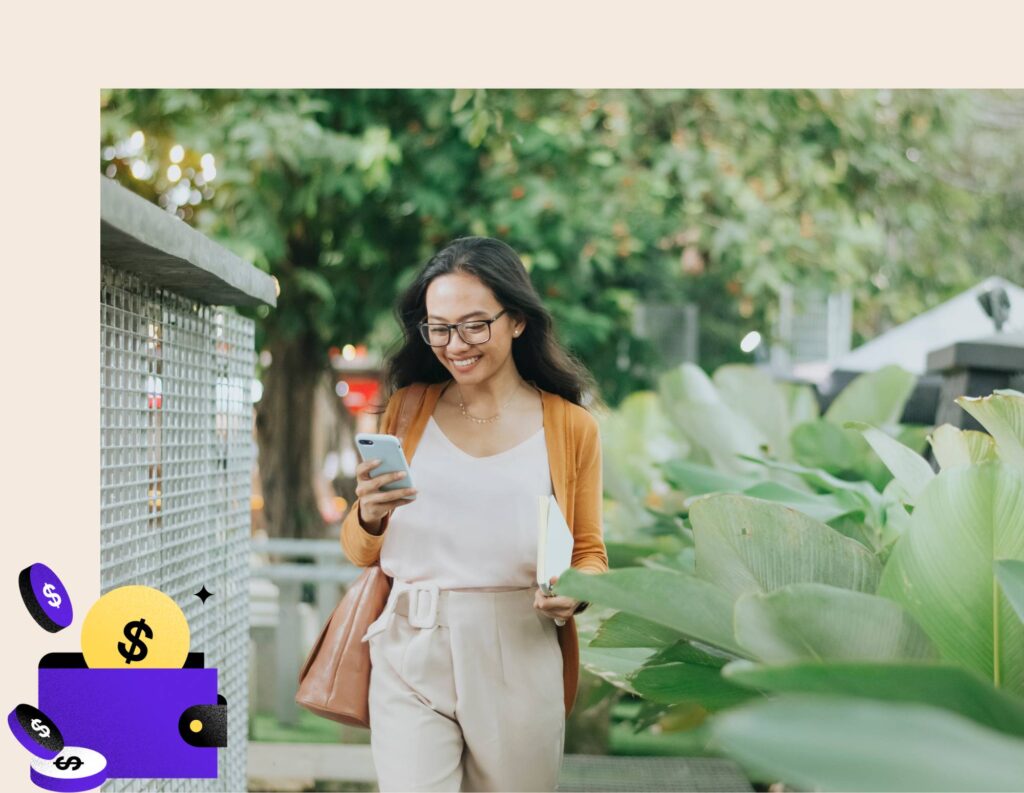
[{"xmin": 537, "ymin": 494, "xmax": 574, "ymax": 595}]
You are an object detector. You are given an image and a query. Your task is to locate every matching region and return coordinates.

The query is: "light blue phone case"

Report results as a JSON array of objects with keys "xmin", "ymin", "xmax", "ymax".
[{"xmin": 355, "ymin": 433, "xmax": 414, "ymax": 492}]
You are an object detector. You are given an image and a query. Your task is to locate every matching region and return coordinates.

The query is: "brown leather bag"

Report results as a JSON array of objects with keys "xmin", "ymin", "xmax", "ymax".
[{"xmin": 295, "ymin": 382, "xmax": 427, "ymax": 727}]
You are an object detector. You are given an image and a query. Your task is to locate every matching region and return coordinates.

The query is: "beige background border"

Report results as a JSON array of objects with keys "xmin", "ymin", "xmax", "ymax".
[{"xmin": 2, "ymin": 1, "xmax": 1021, "ymax": 791}]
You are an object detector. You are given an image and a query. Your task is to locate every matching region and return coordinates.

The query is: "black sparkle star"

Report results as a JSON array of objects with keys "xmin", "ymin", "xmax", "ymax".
[{"xmin": 194, "ymin": 585, "xmax": 214, "ymax": 603}]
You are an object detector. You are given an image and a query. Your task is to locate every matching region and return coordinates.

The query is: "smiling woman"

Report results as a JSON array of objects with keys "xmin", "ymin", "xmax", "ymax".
[
  {"xmin": 386, "ymin": 236, "xmax": 602, "ymax": 408},
  {"xmin": 339, "ymin": 236, "xmax": 610, "ymax": 792}
]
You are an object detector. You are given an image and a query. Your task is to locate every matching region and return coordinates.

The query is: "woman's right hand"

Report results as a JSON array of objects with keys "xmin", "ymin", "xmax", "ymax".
[{"xmin": 354, "ymin": 459, "xmax": 418, "ymax": 531}]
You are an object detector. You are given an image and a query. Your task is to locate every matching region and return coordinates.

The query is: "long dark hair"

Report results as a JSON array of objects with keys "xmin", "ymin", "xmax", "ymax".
[{"xmin": 370, "ymin": 236, "xmax": 604, "ymax": 416}]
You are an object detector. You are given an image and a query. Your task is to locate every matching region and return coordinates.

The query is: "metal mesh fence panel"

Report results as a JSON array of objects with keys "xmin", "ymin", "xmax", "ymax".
[{"xmin": 100, "ymin": 264, "xmax": 252, "ymax": 792}]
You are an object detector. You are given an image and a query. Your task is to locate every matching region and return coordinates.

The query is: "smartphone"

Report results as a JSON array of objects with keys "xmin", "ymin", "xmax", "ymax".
[{"xmin": 354, "ymin": 433, "xmax": 414, "ymax": 493}]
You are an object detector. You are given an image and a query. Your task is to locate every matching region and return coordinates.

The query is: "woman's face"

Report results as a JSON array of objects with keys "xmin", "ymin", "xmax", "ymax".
[{"xmin": 423, "ymin": 272, "xmax": 523, "ymax": 383}]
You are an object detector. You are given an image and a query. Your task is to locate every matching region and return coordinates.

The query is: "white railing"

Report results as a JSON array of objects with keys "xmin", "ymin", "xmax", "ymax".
[{"xmin": 249, "ymin": 535, "xmax": 362, "ymax": 725}]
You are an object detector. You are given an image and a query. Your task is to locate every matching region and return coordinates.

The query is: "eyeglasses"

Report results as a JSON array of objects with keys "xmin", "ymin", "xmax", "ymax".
[{"xmin": 418, "ymin": 309, "xmax": 509, "ymax": 347}]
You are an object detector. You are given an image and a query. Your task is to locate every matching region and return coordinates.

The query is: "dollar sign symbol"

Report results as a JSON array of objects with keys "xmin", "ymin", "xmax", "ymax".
[
  {"xmin": 30, "ymin": 718, "xmax": 51, "ymax": 739},
  {"xmin": 42, "ymin": 583, "xmax": 61, "ymax": 608},
  {"xmin": 118, "ymin": 618, "xmax": 153, "ymax": 664},
  {"xmin": 54, "ymin": 755, "xmax": 83, "ymax": 771}
]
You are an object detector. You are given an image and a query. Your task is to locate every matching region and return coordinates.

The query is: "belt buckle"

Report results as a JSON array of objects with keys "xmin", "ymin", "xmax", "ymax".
[{"xmin": 406, "ymin": 583, "xmax": 440, "ymax": 629}]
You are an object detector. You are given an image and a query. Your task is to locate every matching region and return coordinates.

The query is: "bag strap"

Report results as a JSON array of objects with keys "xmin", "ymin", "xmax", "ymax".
[{"xmin": 391, "ymin": 382, "xmax": 428, "ymax": 442}]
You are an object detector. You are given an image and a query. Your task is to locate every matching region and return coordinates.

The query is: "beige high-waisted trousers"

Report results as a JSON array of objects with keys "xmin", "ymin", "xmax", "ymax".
[{"xmin": 361, "ymin": 580, "xmax": 566, "ymax": 792}]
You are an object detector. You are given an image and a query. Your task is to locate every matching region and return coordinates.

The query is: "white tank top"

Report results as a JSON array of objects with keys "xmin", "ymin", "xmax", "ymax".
[{"xmin": 378, "ymin": 414, "xmax": 553, "ymax": 589}]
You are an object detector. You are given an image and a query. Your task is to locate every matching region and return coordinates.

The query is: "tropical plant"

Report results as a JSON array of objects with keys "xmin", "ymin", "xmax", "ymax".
[
  {"xmin": 599, "ymin": 362, "xmax": 928, "ymax": 563},
  {"xmin": 561, "ymin": 388, "xmax": 1024, "ymax": 791}
]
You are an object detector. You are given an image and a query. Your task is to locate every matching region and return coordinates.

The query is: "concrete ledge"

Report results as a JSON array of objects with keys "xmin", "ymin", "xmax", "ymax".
[
  {"xmin": 101, "ymin": 175, "xmax": 277, "ymax": 307},
  {"xmin": 926, "ymin": 333, "xmax": 1024, "ymax": 373}
]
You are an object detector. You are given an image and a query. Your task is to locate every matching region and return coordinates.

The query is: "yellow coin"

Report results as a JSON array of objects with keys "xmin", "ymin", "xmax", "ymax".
[{"xmin": 81, "ymin": 585, "xmax": 190, "ymax": 668}]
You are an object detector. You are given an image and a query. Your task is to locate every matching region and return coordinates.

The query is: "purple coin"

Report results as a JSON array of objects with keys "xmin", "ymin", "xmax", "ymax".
[
  {"xmin": 7, "ymin": 703, "xmax": 64, "ymax": 759},
  {"xmin": 18, "ymin": 563, "xmax": 73, "ymax": 633}
]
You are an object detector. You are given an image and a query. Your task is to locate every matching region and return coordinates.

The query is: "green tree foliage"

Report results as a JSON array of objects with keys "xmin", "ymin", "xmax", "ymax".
[{"xmin": 100, "ymin": 88, "xmax": 1022, "ymax": 537}]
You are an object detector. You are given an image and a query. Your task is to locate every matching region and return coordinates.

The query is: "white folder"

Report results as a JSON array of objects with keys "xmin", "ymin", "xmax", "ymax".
[{"xmin": 537, "ymin": 494, "xmax": 574, "ymax": 595}]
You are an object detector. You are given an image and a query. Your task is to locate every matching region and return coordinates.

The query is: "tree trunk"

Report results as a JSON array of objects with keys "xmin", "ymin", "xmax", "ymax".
[{"xmin": 256, "ymin": 334, "xmax": 323, "ymax": 539}]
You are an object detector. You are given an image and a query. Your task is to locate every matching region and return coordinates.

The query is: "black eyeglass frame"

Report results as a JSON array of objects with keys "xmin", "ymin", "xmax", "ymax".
[{"xmin": 417, "ymin": 309, "xmax": 510, "ymax": 347}]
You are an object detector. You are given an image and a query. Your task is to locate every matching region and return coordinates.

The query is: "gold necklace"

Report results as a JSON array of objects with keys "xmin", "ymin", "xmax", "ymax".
[{"xmin": 457, "ymin": 382, "xmax": 523, "ymax": 424}]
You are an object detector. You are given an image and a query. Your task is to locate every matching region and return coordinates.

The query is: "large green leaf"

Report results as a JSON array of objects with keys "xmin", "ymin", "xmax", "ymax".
[
  {"xmin": 556, "ymin": 567, "xmax": 745, "ymax": 655},
  {"xmin": 878, "ymin": 462, "xmax": 1024, "ymax": 694},
  {"xmin": 956, "ymin": 389, "xmax": 1024, "ymax": 468},
  {"xmin": 660, "ymin": 459, "xmax": 759, "ymax": 501},
  {"xmin": 640, "ymin": 638, "xmax": 738, "ymax": 668},
  {"xmin": 734, "ymin": 583, "xmax": 939, "ymax": 662},
  {"xmin": 589, "ymin": 611, "xmax": 685, "ymax": 648},
  {"xmin": 657, "ymin": 364, "xmax": 768, "ymax": 474},
  {"xmin": 604, "ymin": 540, "xmax": 673, "ymax": 569},
  {"xmin": 879, "ymin": 484, "xmax": 912, "ymax": 549},
  {"xmin": 995, "ymin": 559, "xmax": 1024, "ymax": 625},
  {"xmin": 722, "ymin": 659, "xmax": 1024, "ymax": 737},
  {"xmin": 823, "ymin": 365, "xmax": 917, "ymax": 426},
  {"xmin": 578, "ymin": 644, "xmax": 655, "ymax": 695},
  {"xmin": 630, "ymin": 659, "xmax": 759, "ymax": 710},
  {"xmin": 739, "ymin": 454, "xmax": 884, "ymax": 527},
  {"xmin": 845, "ymin": 420, "xmax": 935, "ymax": 504},
  {"xmin": 790, "ymin": 419, "xmax": 863, "ymax": 473},
  {"xmin": 740, "ymin": 480, "xmax": 865, "ymax": 525},
  {"xmin": 827, "ymin": 512, "xmax": 887, "ymax": 554},
  {"xmin": 627, "ymin": 648, "xmax": 750, "ymax": 714},
  {"xmin": 712, "ymin": 364, "xmax": 794, "ymax": 459},
  {"xmin": 662, "ymin": 458, "xmax": 860, "ymax": 524},
  {"xmin": 928, "ymin": 423, "xmax": 997, "ymax": 469},
  {"xmin": 780, "ymin": 379, "xmax": 821, "ymax": 425},
  {"xmin": 640, "ymin": 546, "xmax": 696, "ymax": 574},
  {"xmin": 688, "ymin": 493, "xmax": 881, "ymax": 602},
  {"xmin": 896, "ymin": 423, "xmax": 932, "ymax": 455},
  {"xmin": 708, "ymin": 694, "xmax": 1024, "ymax": 791},
  {"xmin": 600, "ymin": 389, "xmax": 689, "ymax": 497}
]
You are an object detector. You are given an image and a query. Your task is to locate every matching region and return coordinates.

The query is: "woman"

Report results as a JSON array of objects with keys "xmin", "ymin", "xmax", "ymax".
[{"xmin": 340, "ymin": 236, "xmax": 609, "ymax": 792}]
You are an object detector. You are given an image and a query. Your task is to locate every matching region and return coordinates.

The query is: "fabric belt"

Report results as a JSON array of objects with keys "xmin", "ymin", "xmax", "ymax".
[
  {"xmin": 360, "ymin": 580, "xmax": 542, "ymax": 642},
  {"xmin": 360, "ymin": 580, "xmax": 448, "ymax": 643}
]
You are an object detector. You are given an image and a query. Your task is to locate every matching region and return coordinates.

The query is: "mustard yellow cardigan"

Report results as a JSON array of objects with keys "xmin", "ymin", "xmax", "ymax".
[{"xmin": 340, "ymin": 380, "xmax": 609, "ymax": 716}]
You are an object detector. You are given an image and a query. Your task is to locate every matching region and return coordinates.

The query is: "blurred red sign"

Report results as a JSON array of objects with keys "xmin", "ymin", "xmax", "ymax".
[{"xmin": 342, "ymin": 377, "xmax": 380, "ymax": 415}]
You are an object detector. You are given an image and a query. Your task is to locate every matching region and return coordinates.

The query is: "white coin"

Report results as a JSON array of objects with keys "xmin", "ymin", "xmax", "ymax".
[{"xmin": 30, "ymin": 746, "xmax": 108, "ymax": 792}]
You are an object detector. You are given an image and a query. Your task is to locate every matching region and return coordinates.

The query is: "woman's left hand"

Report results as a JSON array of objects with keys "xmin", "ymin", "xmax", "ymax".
[{"xmin": 534, "ymin": 575, "xmax": 579, "ymax": 625}]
